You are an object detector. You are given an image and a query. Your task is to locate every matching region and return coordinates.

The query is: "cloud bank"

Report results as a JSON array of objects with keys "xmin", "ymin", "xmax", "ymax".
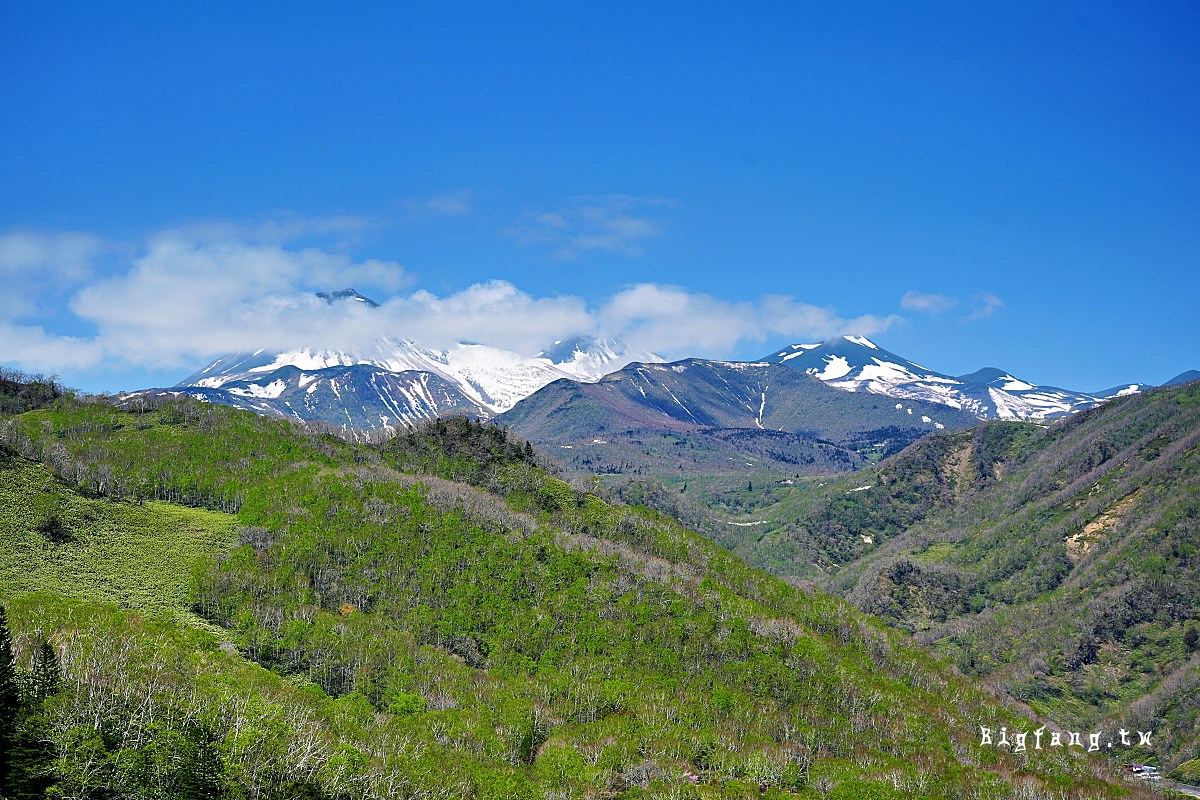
[{"xmin": 1, "ymin": 224, "xmax": 901, "ymax": 383}]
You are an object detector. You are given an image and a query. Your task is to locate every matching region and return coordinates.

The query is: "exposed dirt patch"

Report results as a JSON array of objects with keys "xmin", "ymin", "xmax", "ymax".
[{"xmin": 1066, "ymin": 492, "xmax": 1139, "ymax": 561}]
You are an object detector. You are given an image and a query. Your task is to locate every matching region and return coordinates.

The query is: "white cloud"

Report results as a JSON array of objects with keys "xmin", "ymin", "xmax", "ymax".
[
  {"xmin": 0, "ymin": 229, "xmax": 105, "ymax": 318},
  {"xmin": 599, "ymin": 284, "xmax": 901, "ymax": 357},
  {"xmin": 969, "ymin": 291, "xmax": 1005, "ymax": 319},
  {"xmin": 422, "ymin": 192, "xmax": 473, "ymax": 216},
  {"xmin": 900, "ymin": 290, "xmax": 959, "ymax": 314},
  {"xmin": 377, "ymin": 281, "xmax": 592, "ymax": 355},
  {"xmin": 510, "ymin": 195, "xmax": 673, "ymax": 259},
  {"xmin": 1, "ymin": 224, "xmax": 902, "ymax": 383},
  {"xmin": 0, "ymin": 322, "xmax": 104, "ymax": 371},
  {"xmin": 65, "ymin": 228, "xmax": 411, "ymax": 366}
]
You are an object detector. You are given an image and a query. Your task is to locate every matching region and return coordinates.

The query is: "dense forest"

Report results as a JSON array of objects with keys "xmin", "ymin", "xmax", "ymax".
[{"xmin": 0, "ymin": 378, "xmax": 1156, "ymax": 798}]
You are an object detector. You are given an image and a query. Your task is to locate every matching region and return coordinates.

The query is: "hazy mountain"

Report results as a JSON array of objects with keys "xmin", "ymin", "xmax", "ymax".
[
  {"xmin": 160, "ymin": 294, "xmax": 1167, "ymax": 438},
  {"xmin": 1165, "ymin": 369, "xmax": 1200, "ymax": 386},
  {"xmin": 165, "ymin": 363, "xmax": 483, "ymax": 428}
]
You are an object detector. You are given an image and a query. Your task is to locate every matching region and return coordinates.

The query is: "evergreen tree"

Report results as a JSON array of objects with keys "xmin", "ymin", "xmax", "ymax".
[
  {"xmin": 174, "ymin": 722, "xmax": 224, "ymax": 800},
  {"xmin": 0, "ymin": 606, "xmax": 21, "ymax": 792},
  {"xmin": 29, "ymin": 641, "xmax": 61, "ymax": 703}
]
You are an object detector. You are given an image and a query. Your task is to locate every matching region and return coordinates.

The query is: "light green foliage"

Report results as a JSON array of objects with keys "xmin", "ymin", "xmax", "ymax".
[
  {"xmin": 1172, "ymin": 758, "xmax": 1200, "ymax": 782},
  {"xmin": 0, "ymin": 448, "xmax": 239, "ymax": 619},
  {"xmin": 0, "ymin": 397, "xmax": 1156, "ymax": 798},
  {"xmin": 732, "ymin": 383, "xmax": 1200, "ymax": 773}
]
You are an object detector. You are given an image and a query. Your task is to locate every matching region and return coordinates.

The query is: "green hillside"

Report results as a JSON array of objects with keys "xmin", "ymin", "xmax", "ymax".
[
  {"xmin": 0, "ymin": 395, "xmax": 1150, "ymax": 798},
  {"xmin": 706, "ymin": 381, "xmax": 1200, "ymax": 774},
  {"xmin": 0, "ymin": 447, "xmax": 239, "ymax": 619}
]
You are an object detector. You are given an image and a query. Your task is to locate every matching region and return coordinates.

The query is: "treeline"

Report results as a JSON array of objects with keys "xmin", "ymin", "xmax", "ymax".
[{"xmin": 0, "ymin": 368, "xmax": 68, "ymax": 414}]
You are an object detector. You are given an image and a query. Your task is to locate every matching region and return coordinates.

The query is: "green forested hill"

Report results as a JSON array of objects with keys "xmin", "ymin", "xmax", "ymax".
[
  {"xmin": 712, "ymin": 381, "xmax": 1200, "ymax": 774},
  {"xmin": 0, "ymin": 397, "xmax": 1154, "ymax": 798}
]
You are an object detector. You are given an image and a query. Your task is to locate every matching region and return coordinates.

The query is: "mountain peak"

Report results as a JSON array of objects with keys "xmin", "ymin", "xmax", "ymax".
[
  {"xmin": 956, "ymin": 367, "xmax": 1009, "ymax": 384},
  {"xmin": 1165, "ymin": 369, "xmax": 1200, "ymax": 386},
  {"xmin": 842, "ymin": 334, "xmax": 879, "ymax": 349},
  {"xmin": 315, "ymin": 288, "xmax": 380, "ymax": 308},
  {"xmin": 759, "ymin": 340, "xmax": 1137, "ymax": 420}
]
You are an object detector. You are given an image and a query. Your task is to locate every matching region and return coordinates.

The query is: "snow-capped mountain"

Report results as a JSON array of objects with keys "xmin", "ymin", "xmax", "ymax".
[
  {"xmin": 761, "ymin": 336, "xmax": 1148, "ymax": 420},
  {"xmin": 169, "ymin": 289, "xmax": 658, "ymax": 429},
  {"xmin": 180, "ymin": 336, "xmax": 653, "ymax": 416},
  {"xmin": 156, "ymin": 289, "xmax": 1157, "ymax": 432},
  {"xmin": 172, "ymin": 364, "xmax": 481, "ymax": 429}
]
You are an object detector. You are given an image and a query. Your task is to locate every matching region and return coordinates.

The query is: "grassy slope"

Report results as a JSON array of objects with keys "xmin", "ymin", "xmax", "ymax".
[
  {"xmin": 0, "ymin": 400, "xmax": 1154, "ymax": 798},
  {"xmin": 0, "ymin": 447, "xmax": 239, "ymax": 620}
]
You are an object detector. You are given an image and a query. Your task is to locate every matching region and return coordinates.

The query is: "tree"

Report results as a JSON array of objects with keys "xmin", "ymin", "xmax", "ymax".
[
  {"xmin": 29, "ymin": 641, "xmax": 61, "ymax": 703},
  {"xmin": 0, "ymin": 606, "xmax": 21, "ymax": 791}
]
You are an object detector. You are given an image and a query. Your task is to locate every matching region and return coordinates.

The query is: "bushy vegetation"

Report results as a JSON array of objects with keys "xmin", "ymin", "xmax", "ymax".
[
  {"xmin": 0, "ymin": 368, "xmax": 68, "ymax": 414},
  {"xmin": 712, "ymin": 383, "xmax": 1200, "ymax": 773},
  {"xmin": 0, "ymin": 393, "xmax": 1153, "ymax": 797}
]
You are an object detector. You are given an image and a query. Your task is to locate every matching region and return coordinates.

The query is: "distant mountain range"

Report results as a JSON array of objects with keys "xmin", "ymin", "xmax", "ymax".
[
  {"xmin": 140, "ymin": 290, "xmax": 1192, "ymax": 439},
  {"xmin": 495, "ymin": 357, "xmax": 981, "ymax": 477},
  {"xmin": 759, "ymin": 335, "xmax": 1149, "ymax": 420},
  {"xmin": 156, "ymin": 289, "xmax": 656, "ymax": 429}
]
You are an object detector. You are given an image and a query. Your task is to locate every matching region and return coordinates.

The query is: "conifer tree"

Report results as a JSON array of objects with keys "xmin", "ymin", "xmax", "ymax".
[
  {"xmin": 30, "ymin": 641, "xmax": 61, "ymax": 703},
  {"xmin": 0, "ymin": 605, "xmax": 21, "ymax": 790}
]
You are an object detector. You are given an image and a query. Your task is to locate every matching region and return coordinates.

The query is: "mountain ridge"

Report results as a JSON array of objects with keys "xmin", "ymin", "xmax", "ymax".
[
  {"xmin": 147, "ymin": 292, "xmax": 1184, "ymax": 435},
  {"xmin": 761, "ymin": 335, "xmax": 1151, "ymax": 421},
  {"xmin": 495, "ymin": 357, "xmax": 982, "ymax": 482},
  {"xmin": 676, "ymin": 380, "xmax": 1200, "ymax": 773}
]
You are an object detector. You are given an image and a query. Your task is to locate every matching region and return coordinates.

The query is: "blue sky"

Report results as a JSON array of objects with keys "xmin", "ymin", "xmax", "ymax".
[{"xmin": 2, "ymin": 1, "xmax": 1197, "ymax": 394}]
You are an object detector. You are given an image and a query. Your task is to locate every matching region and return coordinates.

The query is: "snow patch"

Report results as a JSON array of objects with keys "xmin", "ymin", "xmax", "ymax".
[
  {"xmin": 812, "ymin": 355, "xmax": 852, "ymax": 380},
  {"xmin": 228, "ymin": 379, "xmax": 287, "ymax": 399},
  {"xmin": 1001, "ymin": 375, "xmax": 1036, "ymax": 391}
]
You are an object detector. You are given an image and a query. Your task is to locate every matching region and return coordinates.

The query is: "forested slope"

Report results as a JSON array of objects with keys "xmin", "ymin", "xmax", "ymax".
[
  {"xmin": 717, "ymin": 381, "xmax": 1200, "ymax": 775},
  {"xmin": 0, "ymin": 396, "xmax": 1153, "ymax": 798}
]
